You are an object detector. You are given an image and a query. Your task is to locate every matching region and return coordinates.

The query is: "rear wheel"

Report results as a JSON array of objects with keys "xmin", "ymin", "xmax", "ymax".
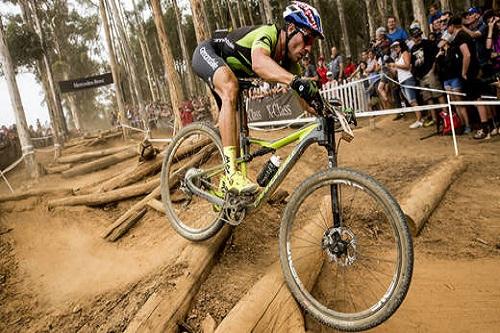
[
  {"xmin": 161, "ymin": 123, "xmax": 226, "ymax": 241},
  {"xmin": 279, "ymin": 168, "xmax": 413, "ymax": 331}
]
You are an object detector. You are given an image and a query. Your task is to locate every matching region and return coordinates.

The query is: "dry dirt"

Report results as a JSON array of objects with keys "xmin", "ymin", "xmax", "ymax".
[{"xmin": 1, "ymin": 116, "xmax": 499, "ymax": 333}]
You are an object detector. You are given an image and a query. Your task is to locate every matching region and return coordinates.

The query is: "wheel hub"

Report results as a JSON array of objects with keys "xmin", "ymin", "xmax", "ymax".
[{"xmin": 322, "ymin": 227, "xmax": 357, "ymax": 266}]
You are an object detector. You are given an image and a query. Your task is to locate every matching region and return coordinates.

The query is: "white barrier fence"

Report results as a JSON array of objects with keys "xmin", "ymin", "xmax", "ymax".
[{"xmin": 321, "ymin": 78, "xmax": 370, "ymax": 113}]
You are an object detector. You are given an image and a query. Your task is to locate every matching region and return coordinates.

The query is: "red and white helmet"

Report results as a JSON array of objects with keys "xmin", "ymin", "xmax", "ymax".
[{"xmin": 283, "ymin": 1, "xmax": 324, "ymax": 39}]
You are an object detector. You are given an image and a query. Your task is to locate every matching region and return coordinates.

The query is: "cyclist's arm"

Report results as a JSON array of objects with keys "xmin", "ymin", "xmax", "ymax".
[{"xmin": 251, "ymin": 47, "xmax": 295, "ymax": 85}]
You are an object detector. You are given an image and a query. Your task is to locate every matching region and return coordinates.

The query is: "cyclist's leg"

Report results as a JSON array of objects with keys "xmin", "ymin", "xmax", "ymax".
[{"xmin": 191, "ymin": 42, "xmax": 257, "ymax": 194}]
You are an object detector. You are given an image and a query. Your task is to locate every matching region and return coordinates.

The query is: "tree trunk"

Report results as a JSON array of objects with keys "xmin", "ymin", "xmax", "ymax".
[
  {"xmin": 245, "ymin": 1, "xmax": 255, "ymax": 26},
  {"xmin": 99, "ymin": 0, "xmax": 129, "ymax": 137},
  {"xmin": 226, "ymin": 0, "xmax": 238, "ymax": 29},
  {"xmin": 391, "ymin": 0, "xmax": 401, "ymax": 23},
  {"xmin": 376, "ymin": 0, "xmax": 388, "ymax": 27},
  {"xmin": 61, "ymin": 148, "xmax": 137, "ymax": 178},
  {"xmin": 262, "ymin": 0, "xmax": 273, "ymax": 24},
  {"xmin": 132, "ymin": 0, "xmax": 159, "ymax": 102},
  {"xmin": 312, "ymin": 0, "xmax": 324, "ymax": 57},
  {"xmin": 173, "ymin": 0, "xmax": 197, "ymax": 98},
  {"xmin": 235, "ymin": 0, "xmax": 247, "ymax": 27},
  {"xmin": 208, "ymin": 0, "xmax": 221, "ymax": 29},
  {"xmin": 364, "ymin": 0, "xmax": 376, "ymax": 40},
  {"xmin": 335, "ymin": 0, "xmax": 351, "ymax": 57},
  {"xmin": 56, "ymin": 145, "xmax": 134, "ymax": 164},
  {"xmin": 0, "ymin": 19, "xmax": 39, "ymax": 179},
  {"xmin": 151, "ymin": 0, "xmax": 185, "ymax": 132},
  {"xmin": 411, "ymin": 0, "xmax": 428, "ymax": 36},
  {"xmin": 48, "ymin": 178, "xmax": 160, "ymax": 208},
  {"xmin": 30, "ymin": 1, "xmax": 68, "ymax": 140},
  {"xmin": 257, "ymin": 0, "xmax": 266, "ymax": 24},
  {"xmin": 107, "ymin": 0, "xmax": 147, "ymax": 129},
  {"xmin": 440, "ymin": 0, "xmax": 452, "ymax": 11},
  {"xmin": 214, "ymin": 0, "xmax": 226, "ymax": 28}
]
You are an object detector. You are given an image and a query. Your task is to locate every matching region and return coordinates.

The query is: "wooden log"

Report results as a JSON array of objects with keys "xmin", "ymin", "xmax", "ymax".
[
  {"xmin": 47, "ymin": 178, "xmax": 160, "ymax": 208},
  {"xmin": 85, "ymin": 131, "xmax": 123, "ymax": 147},
  {"xmin": 61, "ymin": 148, "xmax": 137, "ymax": 178},
  {"xmin": 0, "ymin": 187, "xmax": 73, "ymax": 203},
  {"xmin": 44, "ymin": 164, "xmax": 72, "ymax": 174},
  {"xmin": 401, "ymin": 156, "xmax": 466, "ymax": 236},
  {"xmin": 146, "ymin": 198, "xmax": 165, "ymax": 214},
  {"xmin": 106, "ymin": 207, "xmax": 148, "ymax": 241},
  {"xmin": 101, "ymin": 144, "xmax": 216, "ymax": 240},
  {"xmin": 102, "ymin": 186, "xmax": 161, "ymax": 240},
  {"xmin": 56, "ymin": 145, "xmax": 134, "ymax": 164},
  {"xmin": 215, "ymin": 197, "xmax": 330, "ymax": 333},
  {"xmin": 124, "ymin": 226, "xmax": 231, "ymax": 333},
  {"xmin": 96, "ymin": 158, "xmax": 162, "ymax": 193}
]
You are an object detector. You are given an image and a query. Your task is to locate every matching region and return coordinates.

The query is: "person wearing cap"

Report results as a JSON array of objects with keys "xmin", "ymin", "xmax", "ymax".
[
  {"xmin": 387, "ymin": 40, "xmax": 422, "ymax": 128},
  {"xmin": 387, "ymin": 16, "xmax": 409, "ymax": 43},
  {"xmin": 448, "ymin": 15, "xmax": 491, "ymax": 139},
  {"xmin": 409, "ymin": 25, "xmax": 446, "ymax": 128},
  {"xmin": 316, "ymin": 55, "xmax": 328, "ymax": 87},
  {"xmin": 463, "ymin": 7, "xmax": 491, "ymax": 71}
]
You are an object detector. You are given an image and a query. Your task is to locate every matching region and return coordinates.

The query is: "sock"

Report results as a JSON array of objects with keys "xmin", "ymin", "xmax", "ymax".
[
  {"xmin": 481, "ymin": 121, "xmax": 490, "ymax": 132},
  {"xmin": 223, "ymin": 146, "xmax": 237, "ymax": 176},
  {"xmin": 489, "ymin": 118, "xmax": 496, "ymax": 130}
]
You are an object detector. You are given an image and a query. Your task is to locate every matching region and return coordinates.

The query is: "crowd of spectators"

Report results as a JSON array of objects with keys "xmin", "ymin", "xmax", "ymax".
[{"xmin": 303, "ymin": 4, "xmax": 500, "ymax": 141}]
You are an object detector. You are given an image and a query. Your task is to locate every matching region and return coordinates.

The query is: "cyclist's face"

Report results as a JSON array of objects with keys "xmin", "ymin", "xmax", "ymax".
[{"xmin": 287, "ymin": 25, "xmax": 315, "ymax": 63}]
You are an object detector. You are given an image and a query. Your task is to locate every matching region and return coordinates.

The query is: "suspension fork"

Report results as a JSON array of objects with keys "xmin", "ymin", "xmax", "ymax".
[{"xmin": 324, "ymin": 118, "xmax": 342, "ymax": 228}]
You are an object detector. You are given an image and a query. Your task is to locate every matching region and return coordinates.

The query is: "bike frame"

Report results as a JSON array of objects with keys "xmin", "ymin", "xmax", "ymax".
[{"xmin": 186, "ymin": 85, "xmax": 344, "ymax": 228}]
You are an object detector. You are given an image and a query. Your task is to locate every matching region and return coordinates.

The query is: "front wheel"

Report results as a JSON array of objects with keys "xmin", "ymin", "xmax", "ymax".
[{"xmin": 279, "ymin": 168, "xmax": 413, "ymax": 331}]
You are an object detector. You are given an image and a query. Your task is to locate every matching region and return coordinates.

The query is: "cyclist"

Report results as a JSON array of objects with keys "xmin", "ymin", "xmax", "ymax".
[{"xmin": 191, "ymin": 1, "xmax": 324, "ymax": 195}]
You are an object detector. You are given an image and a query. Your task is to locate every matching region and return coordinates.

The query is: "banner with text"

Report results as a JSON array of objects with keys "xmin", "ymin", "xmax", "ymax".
[
  {"xmin": 247, "ymin": 91, "xmax": 304, "ymax": 123},
  {"xmin": 58, "ymin": 73, "xmax": 113, "ymax": 93}
]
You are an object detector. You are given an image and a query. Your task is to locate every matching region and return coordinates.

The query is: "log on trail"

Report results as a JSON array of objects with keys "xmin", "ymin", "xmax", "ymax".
[
  {"xmin": 105, "ymin": 207, "xmax": 148, "ymax": 242},
  {"xmin": 146, "ymin": 198, "xmax": 165, "ymax": 214},
  {"xmin": 102, "ymin": 186, "xmax": 161, "ymax": 241},
  {"xmin": 48, "ymin": 178, "xmax": 160, "ymax": 208},
  {"xmin": 85, "ymin": 131, "xmax": 124, "ymax": 147},
  {"xmin": 102, "ymin": 144, "xmax": 216, "ymax": 240},
  {"xmin": 401, "ymin": 156, "xmax": 466, "ymax": 236},
  {"xmin": 61, "ymin": 148, "xmax": 137, "ymax": 178},
  {"xmin": 96, "ymin": 158, "xmax": 162, "ymax": 193},
  {"xmin": 0, "ymin": 187, "xmax": 73, "ymax": 203},
  {"xmin": 56, "ymin": 145, "xmax": 134, "ymax": 164},
  {"xmin": 44, "ymin": 164, "xmax": 72, "ymax": 174},
  {"xmin": 124, "ymin": 227, "xmax": 231, "ymax": 333},
  {"xmin": 215, "ymin": 197, "xmax": 330, "ymax": 333}
]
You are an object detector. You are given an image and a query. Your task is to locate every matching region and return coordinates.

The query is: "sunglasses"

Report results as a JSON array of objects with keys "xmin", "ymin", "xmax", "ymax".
[{"xmin": 298, "ymin": 28, "xmax": 316, "ymax": 46}]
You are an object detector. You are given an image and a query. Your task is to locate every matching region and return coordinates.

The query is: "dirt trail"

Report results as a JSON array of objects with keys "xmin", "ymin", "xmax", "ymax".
[{"xmin": 0, "ymin": 118, "xmax": 499, "ymax": 332}]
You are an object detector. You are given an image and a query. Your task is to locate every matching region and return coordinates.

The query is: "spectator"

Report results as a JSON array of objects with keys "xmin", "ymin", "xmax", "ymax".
[
  {"xmin": 387, "ymin": 40, "xmax": 421, "ymax": 128},
  {"xmin": 301, "ymin": 54, "xmax": 319, "ymax": 83},
  {"xmin": 316, "ymin": 55, "xmax": 329, "ymax": 87},
  {"xmin": 428, "ymin": 3, "xmax": 443, "ymax": 32},
  {"xmin": 373, "ymin": 27, "xmax": 394, "ymax": 109},
  {"xmin": 387, "ymin": 16, "xmax": 409, "ymax": 43},
  {"xmin": 463, "ymin": 7, "xmax": 491, "ymax": 73},
  {"xmin": 486, "ymin": 13, "xmax": 500, "ymax": 135},
  {"xmin": 448, "ymin": 15, "xmax": 491, "ymax": 139},
  {"xmin": 409, "ymin": 25, "xmax": 446, "ymax": 127},
  {"xmin": 343, "ymin": 56, "xmax": 356, "ymax": 79},
  {"xmin": 328, "ymin": 46, "xmax": 344, "ymax": 81}
]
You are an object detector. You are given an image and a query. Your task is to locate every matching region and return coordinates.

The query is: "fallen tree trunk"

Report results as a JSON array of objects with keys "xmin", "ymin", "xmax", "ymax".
[
  {"xmin": 56, "ymin": 145, "xmax": 134, "ymax": 164},
  {"xmin": 401, "ymin": 156, "xmax": 466, "ymax": 236},
  {"xmin": 44, "ymin": 164, "xmax": 72, "ymax": 174},
  {"xmin": 215, "ymin": 197, "xmax": 330, "ymax": 333},
  {"xmin": 106, "ymin": 207, "xmax": 148, "ymax": 241},
  {"xmin": 61, "ymin": 148, "xmax": 137, "ymax": 178},
  {"xmin": 102, "ymin": 186, "xmax": 161, "ymax": 240},
  {"xmin": 0, "ymin": 187, "xmax": 73, "ymax": 203},
  {"xmin": 48, "ymin": 178, "xmax": 160, "ymax": 208},
  {"xmin": 96, "ymin": 158, "xmax": 162, "ymax": 193},
  {"xmin": 85, "ymin": 131, "xmax": 124, "ymax": 147},
  {"xmin": 147, "ymin": 198, "xmax": 165, "ymax": 214},
  {"xmin": 124, "ymin": 227, "xmax": 231, "ymax": 333}
]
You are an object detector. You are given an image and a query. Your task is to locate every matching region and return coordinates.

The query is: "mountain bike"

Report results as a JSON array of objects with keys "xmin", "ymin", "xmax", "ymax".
[{"xmin": 160, "ymin": 79, "xmax": 413, "ymax": 331}]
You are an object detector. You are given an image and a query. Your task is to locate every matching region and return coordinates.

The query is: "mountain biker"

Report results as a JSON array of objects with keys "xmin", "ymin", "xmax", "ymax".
[{"xmin": 191, "ymin": 1, "xmax": 324, "ymax": 195}]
